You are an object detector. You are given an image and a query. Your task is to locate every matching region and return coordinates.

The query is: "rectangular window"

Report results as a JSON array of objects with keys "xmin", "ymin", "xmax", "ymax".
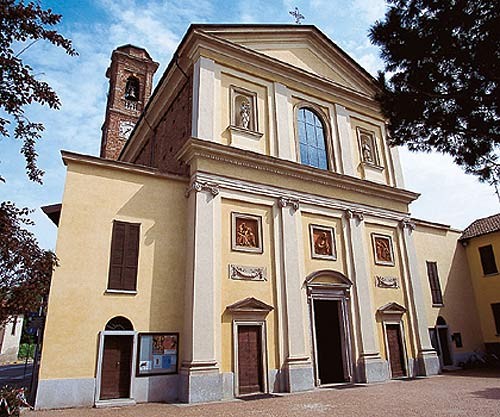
[
  {"xmin": 108, "ymin": 220, "xmax": 140, "ymax": 291},
  {"xmin": 479, "ymin": 245, "xmax": 498, "ymax": 275},
  {"xmin": 426, "ymin": 261, "xmax": 443, "ymax": 306},
  {"xmin": 137, "ymin": 333, "xmax": 179, "ymax": 376},
  {"xmin": 492, "ymin": 303, "xmax": 500, "ymax": 335}
]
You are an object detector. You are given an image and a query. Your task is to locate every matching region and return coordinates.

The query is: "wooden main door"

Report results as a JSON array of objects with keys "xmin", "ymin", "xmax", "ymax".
[
  {"xmin": 386, "ymin": 324, "xmax": 406, "ymax": 378},
  {"xmin": 100, "ymin": 335, "xmax": 133, "ymax": 400},
  {"xmin": 237, "ymin": 326, "xmax": 263, "ymax": 395}
]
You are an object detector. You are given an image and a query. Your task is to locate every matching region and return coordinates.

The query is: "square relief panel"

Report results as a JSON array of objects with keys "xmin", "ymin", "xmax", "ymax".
[
  {"xmin": 231, "ymin": 212, "xmax": 263, "ymax": 253},
  {"xmin": 310, "ymin": 224, "xmax": 336, "ymax": 260},
  {"xmin": 371, "ymin": 233, "xmax": 395, "ymax": 266}
]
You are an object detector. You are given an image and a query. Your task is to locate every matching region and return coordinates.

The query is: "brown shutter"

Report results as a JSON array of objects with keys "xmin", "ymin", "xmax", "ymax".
[
  {"xmin": 426, "ymin": 261, "xmax": 443, "ymax": 305},
  {"xmin": 108, "ymin": 221, "xmax": 140, "ymax": 291},
  {"xmin": 122, "ymin": 223, "xmax": 140, "ymax": 291}
]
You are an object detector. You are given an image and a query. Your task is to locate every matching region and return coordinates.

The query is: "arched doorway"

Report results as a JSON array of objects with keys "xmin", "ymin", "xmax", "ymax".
[
  {"xmin": 305, "ymin": 270, "xmax": 353, "ymax": 386},
  {"xmin": 430, "ymin": 316, "xmax": 453, "ymax": 367},
  {"xmin": 96, "ymin": 316, "xmax": 136, "ymax": 403}
]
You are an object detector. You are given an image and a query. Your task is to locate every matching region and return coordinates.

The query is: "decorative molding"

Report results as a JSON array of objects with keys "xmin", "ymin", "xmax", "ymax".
[
  {"xmin": 229, "ymin": 264, "xmax": 267, "ymax": 281},
  {"xmin": 375, "ymin": 275, "xmax": 399, "ymax": 289},
  {"xmin": 226, "ymin": 297, "xmax": 274, "ymax": 313},
  {"xmin": 278, "ymin": 197, "xmax": 300, "ymax": 211},
  {"xmin": 401, "ymin": 218, "xmax": 416, "ymax": 231},
  {"xmin": 176, "ymin": 138, "xmax": 420, "ymax": 205},
  {"xmin": 345, "ymin": 209, "xmax": 364, "ymax": 222},
  {"xmin": 185, "ymin": 180, "xmax": 219, "ymax": 197}
]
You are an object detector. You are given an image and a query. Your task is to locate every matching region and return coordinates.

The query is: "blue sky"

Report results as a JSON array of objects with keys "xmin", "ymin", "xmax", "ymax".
[{"xmin": 1, "ymin": 0, "xmax": 498, "ymax": 250}]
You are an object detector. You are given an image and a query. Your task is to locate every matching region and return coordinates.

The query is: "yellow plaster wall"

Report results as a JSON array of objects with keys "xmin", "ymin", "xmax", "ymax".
[
  {"xmin": 39, "ymin": 161, "xmax": 187, "ymax": 380},
  {"xmin": 464, "ymin": 232, "xmax": 500, "ymax": 343},
  {"xmin": 300, "ymin": 212, "xmax": 346, "ymax": 276},
  {"xmin": 413, "ymin": 226, "xmax": 483, "ymax": 353},
  {"xmin": 219, "ymin": 72, "xmax": 270, "ymax": 154},
  {"xmin": 220, "ymin": 199, "xmax": 278, "ymax": 373}
]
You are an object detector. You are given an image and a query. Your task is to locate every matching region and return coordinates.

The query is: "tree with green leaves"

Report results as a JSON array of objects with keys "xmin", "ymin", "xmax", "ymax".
[
  {"xmin": 0, "ymin": 0, "xmax": 76, "ymax": 324},
  {"xmin": 369, "ymin": 0, "xmax": 500, "ymax": 186}
]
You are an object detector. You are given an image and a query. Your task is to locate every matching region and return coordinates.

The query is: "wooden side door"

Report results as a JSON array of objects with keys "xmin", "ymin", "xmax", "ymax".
[
  {"xmin": 100, "ymin": 335, "xmax": 133, "ymax": 400},
  {"xmin": 386, "ymin": 324, "xmax": 406, "ymax": 378},
  {"xmin": 437, "ymin": 327, "xmax": 453, "ymax": 366},
  {"xmin": 237, "ymin": 326, "xmax": 263, "ymax": 395}
]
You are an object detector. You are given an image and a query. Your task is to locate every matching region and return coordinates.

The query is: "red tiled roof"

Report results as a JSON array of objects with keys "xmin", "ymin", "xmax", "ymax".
[{"xmin": 461, "ymin": 213, "xmax": 500, "ymax": 240}]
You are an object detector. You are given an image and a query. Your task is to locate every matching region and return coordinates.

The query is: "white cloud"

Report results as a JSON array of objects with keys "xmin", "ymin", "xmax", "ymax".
[{"xmin": 400, "ymin": 148, "xmax": 499, "ymax": 229}]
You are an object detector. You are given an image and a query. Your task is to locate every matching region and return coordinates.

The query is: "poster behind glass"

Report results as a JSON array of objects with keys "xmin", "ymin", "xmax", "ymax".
[{"xmin": 138, "ymin": 333, "xmax": 178, "ymax": 376}]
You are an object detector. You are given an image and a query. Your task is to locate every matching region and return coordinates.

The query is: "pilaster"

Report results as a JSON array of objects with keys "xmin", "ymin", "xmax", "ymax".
[
  {"xmin": 399, "ymin": 220, "xmax": 440, "ymax": 376},
  {"xmin": 344, "ymin": 210, "xmax": 388, "ymax": 382},
  {"xmin": 274, "ymin": 83, "xmax": 295, "ymax": 161},
  {"xmin": 335, "ymin": 104, "xmax": 355, "ymax": 176},
  {"xmin": 180, "ymin": 180, "xmax": 222, "ymax": 403},
  {"xmin": 191, "ymin": 57, "xmax": 216, "ymax": 141},
  {"xmin": 278, "ymin": 197, "xmax": 315, "ymax": 392}
]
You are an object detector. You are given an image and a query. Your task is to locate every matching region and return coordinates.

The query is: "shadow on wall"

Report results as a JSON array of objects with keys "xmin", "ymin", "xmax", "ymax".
[
  {"xmin": 437, "ymin": 242, "xmax": 484, "ymax": 361},
  {"xmin": 113, "ymin": 176, "xmax": 188, "ymax": 336}
]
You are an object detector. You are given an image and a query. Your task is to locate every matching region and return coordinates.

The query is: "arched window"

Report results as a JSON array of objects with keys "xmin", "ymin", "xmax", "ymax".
[
  {"xmin": 124, "ymin": 76, "xmax": 140, "ymax": 101},
  {"xmin": 297, "ymin": 107, "xmax": 328, "ymax": 170},
  {"xmin": 105, "ymin": 316, "xmax": 133, "ymax": 331}
]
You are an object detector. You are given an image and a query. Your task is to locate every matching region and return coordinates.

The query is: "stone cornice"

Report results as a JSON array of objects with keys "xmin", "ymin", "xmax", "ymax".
[
  {"xmin": 177, "ymin": 138, "xmax": 420, "ymax": 205},
  {"xmin": 61, "ymin": 150, "xmax": 188, "ymax": 183}
]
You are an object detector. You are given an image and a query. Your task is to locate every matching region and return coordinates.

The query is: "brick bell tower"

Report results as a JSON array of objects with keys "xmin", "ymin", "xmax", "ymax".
[{"xmin": 100, "ymin": 45, "xmax": 159, "ymax": 160}]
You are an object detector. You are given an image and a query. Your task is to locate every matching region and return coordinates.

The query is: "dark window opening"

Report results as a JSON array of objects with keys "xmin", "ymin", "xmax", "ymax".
[
  {"xmin": 426, "ymin": 261, "xmax": 443, "ymax": 306},
  {"xmin": 492, "ymin": 303, "xmax": 500, "ymax": 335},
  {"xmin": 479, "ymin": 245, "xmax": 498, "ymax": 275},
  {"xmin": 108, "ymin": 220, "xmax": 140, "ymax": 291},
  {"xmin": 297, "ymin": 108, "xmax": 328, "ymax": 170}
]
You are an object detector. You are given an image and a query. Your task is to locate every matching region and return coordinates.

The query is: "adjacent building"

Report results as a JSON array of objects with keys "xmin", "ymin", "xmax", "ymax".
[
  {"xmin": 460, "ymin": 214, "xmax": 500, "ymax": 356},
  {"xmin": 36, "ymin": 24, "xmax": 485, "ymax": 409}
]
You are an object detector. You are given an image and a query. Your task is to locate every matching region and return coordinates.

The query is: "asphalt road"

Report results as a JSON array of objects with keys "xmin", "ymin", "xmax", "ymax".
[{"xmin": 0, "ymin": 363, "xmax": 33, "ymax": 389}]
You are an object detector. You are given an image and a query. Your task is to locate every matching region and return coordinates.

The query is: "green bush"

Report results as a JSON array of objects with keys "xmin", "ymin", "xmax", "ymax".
[{"xmin": 17, "ymin": 344, "xmax": 35, "ymax": 360}]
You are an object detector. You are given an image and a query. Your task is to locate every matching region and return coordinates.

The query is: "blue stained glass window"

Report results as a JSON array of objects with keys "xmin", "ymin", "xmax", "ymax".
[{"xmin": 297, "ymin": 108, "xmax": 328, "ymax": 169}]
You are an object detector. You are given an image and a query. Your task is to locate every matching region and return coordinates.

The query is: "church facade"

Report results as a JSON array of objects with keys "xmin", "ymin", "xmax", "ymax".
[{"xmin": 36, "ymin": 25, "xmax": 483, "ymax": 409}]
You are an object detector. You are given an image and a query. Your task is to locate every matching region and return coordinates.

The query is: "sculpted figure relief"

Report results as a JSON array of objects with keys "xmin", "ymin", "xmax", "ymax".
[
  {"xmin": 314, "ymin": 231, "xmax": 331, "ymax": 256},
  {"xmin": 238, "ymin": 99, "xmax": 251, "ymax": 129},
  {"xmin": 373, "ymin": 235, "xmax": 394, "ymax": 265},
  {"xmin": 361, "ymin": 136, "xmax": 373, "ymax": 162},
  {"xmin": 236, "ymin": 221, "xmax": 257, "ymax": 248}
]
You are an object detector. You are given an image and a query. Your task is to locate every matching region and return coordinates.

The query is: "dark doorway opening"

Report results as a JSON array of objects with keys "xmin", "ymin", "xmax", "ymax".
[
  {"xmin": 313, "ymin": 299, "xmax": 345, "ymax": 384},
  {"xmin": 386, "ymin": 324, "xmax": 406, "ymax": 378},
  {"xmin": 100, "ymin": 335, "xmax": 133, "ymax": 400},
  {"xmin": 237, "ymin": 326, "xmax": 263, "ymax": 395}
]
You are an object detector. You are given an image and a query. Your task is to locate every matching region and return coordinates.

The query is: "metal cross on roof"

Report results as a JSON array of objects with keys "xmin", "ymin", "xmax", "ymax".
[{"xmin": 289, "ymin": 7, "xmax": 305, "ymax": 24}]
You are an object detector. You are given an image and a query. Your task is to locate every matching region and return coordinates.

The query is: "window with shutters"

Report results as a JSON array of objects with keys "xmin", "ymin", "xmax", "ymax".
[
  {"xmin": 107, "ymin": 220, "xmax": 140, "ymax": 292},
  {"xmin": 426, "ymin": 261, "xmax": 443, "ymax": 306},
  {"xmin": 479, "ymin": 245, "xmax": 498, "ymax": 275}
]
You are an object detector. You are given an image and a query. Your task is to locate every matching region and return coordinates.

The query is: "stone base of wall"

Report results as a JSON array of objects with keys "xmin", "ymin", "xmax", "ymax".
[{"xmin": 35, "ymin": 378, "xmax": 95, "ymax": 409}]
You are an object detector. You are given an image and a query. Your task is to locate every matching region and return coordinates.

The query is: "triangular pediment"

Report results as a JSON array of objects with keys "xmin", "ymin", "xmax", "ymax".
[
  {"xmin": 198, "ymin": 25, "xmax": 377, "ymax": 96},
  {"xmin": 378, "ymin": 302, "xmax": 407, "ymax": 314},
  {"xmin": 226, "ymin": 297, "xmax": 274, "ymax": 313}
]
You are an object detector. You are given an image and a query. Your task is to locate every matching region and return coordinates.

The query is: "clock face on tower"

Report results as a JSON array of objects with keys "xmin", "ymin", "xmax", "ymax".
[{"xmin": 119, "ymin": 120, "xmax": 135, "ymax": 140}]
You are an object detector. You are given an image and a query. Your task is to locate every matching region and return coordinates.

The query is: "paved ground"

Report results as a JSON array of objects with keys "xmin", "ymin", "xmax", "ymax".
[
  {"xmin": 26, "ymin": 369, "xmax": 500, "ymax": 417},
  {"xmin": 0, "ymin": 363, "xmax": 33, "ymax": 389}
]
